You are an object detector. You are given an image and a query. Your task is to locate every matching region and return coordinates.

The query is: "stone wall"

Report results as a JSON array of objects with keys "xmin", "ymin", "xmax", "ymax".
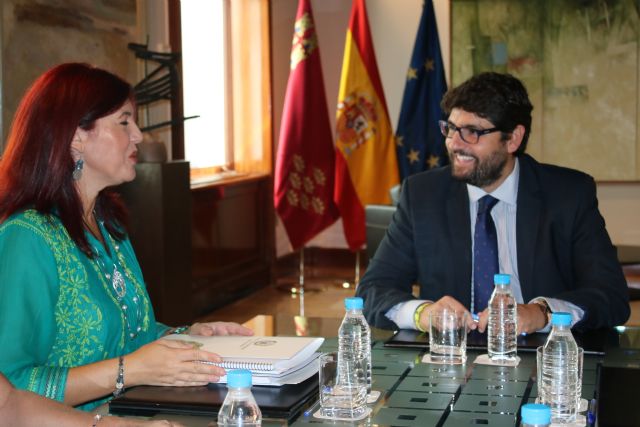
[{"xmin": 1, "ymin": 0, "xmax": 138, "ymax": 143}]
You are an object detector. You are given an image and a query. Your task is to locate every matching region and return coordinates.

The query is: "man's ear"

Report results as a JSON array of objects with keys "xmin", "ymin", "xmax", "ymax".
[
  {"xmin": 70, "ymin": 128, "xmax": 86, "ymax": 161},
  {"xmin": 506, "ymin": 124, "xmax": 524, "ymax": 154}
]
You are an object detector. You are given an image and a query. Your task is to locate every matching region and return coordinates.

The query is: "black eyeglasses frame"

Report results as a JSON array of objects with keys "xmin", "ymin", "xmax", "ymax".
[{"xmin": 438, "ymin": 120, "xmax": 502, "ymax": 145}]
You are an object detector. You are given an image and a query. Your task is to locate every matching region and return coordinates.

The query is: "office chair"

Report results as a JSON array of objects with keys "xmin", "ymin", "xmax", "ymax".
[
  {"xmin": 364, "ymin": 183, "xmax": 402, "ymax": 260},
  {"xmin": 364, "ymin": 204, "xmax": 396, "ymax": 260}
]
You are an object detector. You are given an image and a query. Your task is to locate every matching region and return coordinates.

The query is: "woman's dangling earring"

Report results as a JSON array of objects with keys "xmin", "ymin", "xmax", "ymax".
[{"xmin": 72, "ymin": 159, "xmax": 84, "ymax": 181}]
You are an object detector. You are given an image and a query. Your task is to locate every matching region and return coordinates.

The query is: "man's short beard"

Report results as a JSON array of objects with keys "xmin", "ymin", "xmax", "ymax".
[{"xmin": 449, "ymin": 148, "xmax": 508, "ymax": 188}]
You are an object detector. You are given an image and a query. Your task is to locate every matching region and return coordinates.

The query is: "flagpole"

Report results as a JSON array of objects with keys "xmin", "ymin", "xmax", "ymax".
[
  {"xmin": 299, "ymin": 267, "xmax": 305, "ymax": 317},
  {"xmin": 298, "ymin": 247, "xmax": 305, "ymax": 294},
  {"xmin": 340, "ymin": 249, "xmax": 361, "ymax": 290},
  {"xmin": 294, "ymin": 284, "xmax": 308, "ymax": 336},
  {"xmin": 294, "ymin": 248, "xmax": 308, "ymax": 336},
  {"xmin": 354, "ymin": 250, "xmax": 360, "ymax": 288}
]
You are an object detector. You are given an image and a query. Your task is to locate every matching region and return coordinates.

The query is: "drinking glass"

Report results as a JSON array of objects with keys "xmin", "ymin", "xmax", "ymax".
[
  {"xmin": 318, "ymin": 351, "xmax": 367, "ymax": 419},
  {"xmin": 428, "ymin": 309, "xmax": 468, "ymax": 364}
]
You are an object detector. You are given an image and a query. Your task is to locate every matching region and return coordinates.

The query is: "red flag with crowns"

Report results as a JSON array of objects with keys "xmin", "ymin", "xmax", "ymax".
[{"xmin": 274, "ymin": 0, "xmax": 339, "ymax": 250}]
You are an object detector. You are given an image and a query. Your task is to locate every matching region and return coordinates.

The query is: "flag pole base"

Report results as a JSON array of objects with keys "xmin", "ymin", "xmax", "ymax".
[
  {"xmin": 335, "ymin": 281, "xmax": 356, "ymax": 290},
  {"xmin": 274, "ymin": 281, "xmax": 324, "ymax": 294},
  {"xmin": 330, "ymin": 250, "xmax": 362, "ymax": 290},
  {"xmin": 275, "ymin": 247, "xmax": 325, "ymax": 293}
]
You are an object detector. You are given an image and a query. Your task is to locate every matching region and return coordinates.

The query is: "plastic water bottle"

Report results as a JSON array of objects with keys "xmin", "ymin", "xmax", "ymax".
[
  {"xmin": 338, "ymin": 297, "xmax": 371, "ymax": 394},
  {"xmin": 521, "ymin": 403, "xmax": 551, "ymax": 426},
  {"xmin": 539, "ymin": 312, "xmax": 581, "ymax": 424},
  {"xmin": 217, "ymin": 369, "xmax": 262, "ymax": 426},
  {"xmin": 487, "ymin": 273, "xmax": 517, "ymax": 361}
]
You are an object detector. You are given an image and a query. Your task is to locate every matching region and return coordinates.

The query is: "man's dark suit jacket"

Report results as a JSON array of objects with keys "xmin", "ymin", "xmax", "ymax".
[{"xmin": 356, "ymin": 154, "xmax": 630, "ymax": 331}]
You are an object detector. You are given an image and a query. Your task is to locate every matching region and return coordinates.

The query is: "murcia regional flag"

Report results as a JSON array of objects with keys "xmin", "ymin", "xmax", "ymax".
[
  {"xmin": 274, "ymin": 0, "xmax": 339, "ymax": 250},
  {"xmin": 334, "ymin": 0, "xmax": 400, "ymax": 251}
]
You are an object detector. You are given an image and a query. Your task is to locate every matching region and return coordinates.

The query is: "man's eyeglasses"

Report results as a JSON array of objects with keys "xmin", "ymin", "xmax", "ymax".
[{"xmin": 438, "ymin": 120, "xmax": 501, "ymax": 145}]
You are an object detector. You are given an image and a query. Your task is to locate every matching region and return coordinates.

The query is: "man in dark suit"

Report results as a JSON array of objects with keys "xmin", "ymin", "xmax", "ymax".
[{"xmin": 356, "ymin": 72, "xmax": 629, "ymax": 333}]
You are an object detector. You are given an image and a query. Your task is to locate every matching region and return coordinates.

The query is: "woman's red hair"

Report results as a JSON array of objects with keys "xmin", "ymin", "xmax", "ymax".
[{"xmin": 0, "ymin": 63, "xmax": 135, "ymax": 256}]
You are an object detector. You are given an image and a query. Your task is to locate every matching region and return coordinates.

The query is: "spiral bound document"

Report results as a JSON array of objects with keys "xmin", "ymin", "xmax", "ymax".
[
  {"xmin": 162, "ymin": 335, "xmax": 324, "ymax": 375},
  {"xmin": 219, "ymin": 353, "xmax": 321, "ymax": 386},
  {"xmin": 219, "ymin": 360, "xmax": 274, "ymax": 371}
]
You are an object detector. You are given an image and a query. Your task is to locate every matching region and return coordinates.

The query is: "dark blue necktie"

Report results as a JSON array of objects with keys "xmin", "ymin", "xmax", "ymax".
[{"xmin": 473, "ymin": 195, "xmax": 499, "ymax": 313}]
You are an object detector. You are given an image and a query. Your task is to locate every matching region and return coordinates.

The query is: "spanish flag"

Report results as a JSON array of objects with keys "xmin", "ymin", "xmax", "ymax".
[
  {"xmin": 274, "ymin": 0, "xmax": 339, "ymax": 250},
  {"xmin": 334, "ymin": 0, "xmax": 400, "ymax": 251}
]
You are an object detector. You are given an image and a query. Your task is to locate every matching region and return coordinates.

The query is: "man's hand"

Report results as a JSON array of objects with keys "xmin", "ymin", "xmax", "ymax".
[
  {"xmin": 476, "ymin": 303, "xmax": 547, "ymax": 334},
  {"xmin": 515, "ymin": 303, "xmax": 548, "ymax": 334},
  {"xmin": 416, "ymin": 296, "xmax": 477, "ymax": 332}
]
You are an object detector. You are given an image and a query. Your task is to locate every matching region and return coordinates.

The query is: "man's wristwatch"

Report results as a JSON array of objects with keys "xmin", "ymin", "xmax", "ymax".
[{"xmin": 533, "ymin": 300, "xmax": 552, "ymax": 327}]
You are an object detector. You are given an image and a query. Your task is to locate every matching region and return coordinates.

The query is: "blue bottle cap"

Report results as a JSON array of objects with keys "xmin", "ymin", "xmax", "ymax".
[
  {"xmin": 345, "ymin": 297, "xmax": 364, "ymax": 310},
  {"xmin": 494, "ymin": 274, "xmax": 511, "ymax": 285},
  {"xmin": 227, "ymin": 369, "xmax": 252, "ymax": 388},
  {"xmin": 521, "ymin": 403, "xmax": 551, "ymax": 425},
  {"xmin": 551, "ymin": 312, "xmax": 572, "ymax": 326}
]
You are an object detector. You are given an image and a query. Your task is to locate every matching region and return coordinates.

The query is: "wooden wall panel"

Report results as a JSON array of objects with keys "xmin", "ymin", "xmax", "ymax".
[{"xmin": 190, "ymin": 176, "xmax": 272, "ymax": 316}]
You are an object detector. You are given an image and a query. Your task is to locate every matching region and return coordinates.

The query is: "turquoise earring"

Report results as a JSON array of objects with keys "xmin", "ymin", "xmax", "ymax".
[{"xmin": 72, "ymin": 159, "xmax": 84, "ymax": 181}]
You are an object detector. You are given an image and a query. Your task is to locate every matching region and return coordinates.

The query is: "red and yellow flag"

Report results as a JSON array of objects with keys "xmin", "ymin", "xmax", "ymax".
[
  {"xmin": 274, "ymin": 0, "xmax": 339, "ymax": 250},
  {"xmin": 334, "ymin": 0, "xmax": 400, "ymax": 251}
]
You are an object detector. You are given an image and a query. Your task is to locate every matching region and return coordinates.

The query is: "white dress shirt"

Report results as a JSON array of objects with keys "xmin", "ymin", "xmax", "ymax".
[{"xmin": 385, "ymin": 158, "xmax": 584, "ymax": 330}]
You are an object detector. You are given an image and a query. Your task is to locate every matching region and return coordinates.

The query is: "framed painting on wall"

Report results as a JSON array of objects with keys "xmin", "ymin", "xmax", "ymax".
[{"xmin": 451, "ymin": 0, "xmax": 640, "ymax": 181}]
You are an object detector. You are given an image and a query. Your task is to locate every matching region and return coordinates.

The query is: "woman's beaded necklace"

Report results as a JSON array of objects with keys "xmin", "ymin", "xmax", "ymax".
[{"xmin": 90, "ymin": 222, "xmax": 143, "ymax": 340}]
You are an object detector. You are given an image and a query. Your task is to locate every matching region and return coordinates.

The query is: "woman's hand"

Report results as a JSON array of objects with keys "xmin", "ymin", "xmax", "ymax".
[
  {"xmin": 189, "ymin": 322, "xmax": 254, "ymax": 337},
  {"xmin": 126, "ymin": 339, "xmax": 226, "ymax": 387}
]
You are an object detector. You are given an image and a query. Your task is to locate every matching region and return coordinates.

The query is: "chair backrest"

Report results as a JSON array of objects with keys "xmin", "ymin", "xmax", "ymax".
[
  {"xmin": 365, "ymin": 204, "xmax": 397, "ymax": 260},
  {"xmin": 389, "ymin": 184, "xmax": 401, "ymax": 206}
]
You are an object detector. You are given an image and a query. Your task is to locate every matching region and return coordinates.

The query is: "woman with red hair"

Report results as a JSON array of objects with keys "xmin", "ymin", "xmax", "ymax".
[{"xmin": 0, "ymin": 63, "xmax": 252, "ymax": 411}]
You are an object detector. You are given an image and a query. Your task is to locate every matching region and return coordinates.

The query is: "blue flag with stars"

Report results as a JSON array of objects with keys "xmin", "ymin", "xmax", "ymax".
[{"xmin": 395, "ymin": 0, "xmax": 447, "ymax": 179}]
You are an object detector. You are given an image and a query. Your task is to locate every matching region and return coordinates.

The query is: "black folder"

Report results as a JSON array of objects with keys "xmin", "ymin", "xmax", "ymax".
[
  {"xmin": 109, "ymin": 375, "xmax": 318, "ymax": 420},
  {"xmin": 384, "ymin": 328, "xmax": 618, "ymax": 355}
]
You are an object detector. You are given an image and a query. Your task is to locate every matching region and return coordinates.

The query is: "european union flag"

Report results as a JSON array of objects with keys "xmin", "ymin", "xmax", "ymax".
[{"xmin": 395, "ymin": 0, "xmax": 448, "ymax": 179}]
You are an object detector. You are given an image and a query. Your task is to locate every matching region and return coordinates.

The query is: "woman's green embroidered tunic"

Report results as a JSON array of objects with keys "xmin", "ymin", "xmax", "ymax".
[{"xmin": 0, "ymin": 210, "xmax": 170, "ymax": 410}]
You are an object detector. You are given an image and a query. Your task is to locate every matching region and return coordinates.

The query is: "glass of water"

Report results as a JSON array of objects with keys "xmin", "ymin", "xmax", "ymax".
[
  {"xmin": 429, "ymin": 309, "xmax": 469, "ymax": 364},
  {"xmin": 318, "ymin": 352, "xmax": 367, "ymax": 419}
]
